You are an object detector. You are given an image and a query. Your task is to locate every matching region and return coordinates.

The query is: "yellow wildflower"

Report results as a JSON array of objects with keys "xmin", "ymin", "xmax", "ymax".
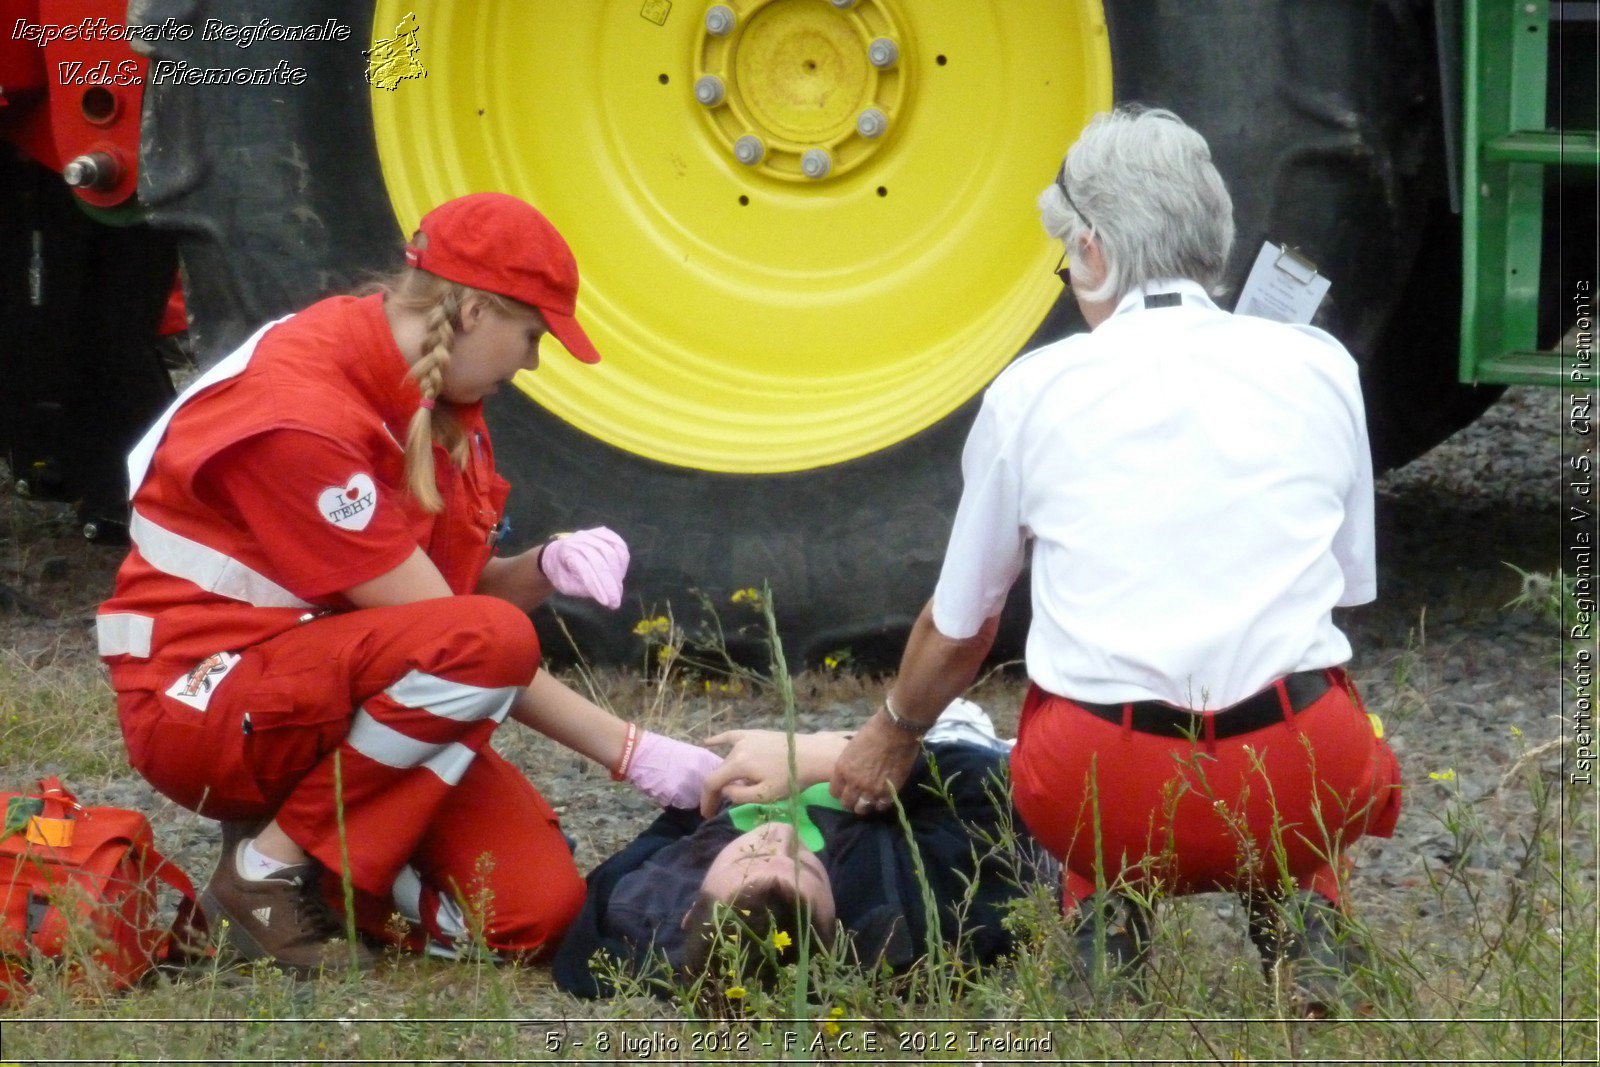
[
  {"xmin": 632, "ymin": 616, "xmax": 671, "ymax": 638},
  {"xmin": 1510, "ymin": 724, "xmax": 1523, "ymax": 739},
  {"xmin": 824, "ymin": 1005, "xmax": 844, "ymax": 1036},
  {"xmin": 771, "ymin": 930, "xmax": 792, "ymax": 951},
  {"xmin": 1428, "ymin": 768, "xmax": 1456, "ymax": 782},
  {"xmin": 725, "ymin": 985, "xmax": 747, "ymax": 1000},
  {"xmin": 731, "ymin": 587, "xmax": 763, "ymax": 606}
]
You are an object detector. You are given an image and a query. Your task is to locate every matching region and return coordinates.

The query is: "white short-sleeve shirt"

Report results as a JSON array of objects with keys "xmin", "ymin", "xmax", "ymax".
[{"xmin": 931, "ymin": 278, "xmax": 1376, "ymax": 709}]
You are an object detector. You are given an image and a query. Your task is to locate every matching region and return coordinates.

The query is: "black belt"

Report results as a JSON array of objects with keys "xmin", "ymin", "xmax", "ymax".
[{"xmin": 1072, "ymin": 669, "xmax": 1337, "ymax": 740}]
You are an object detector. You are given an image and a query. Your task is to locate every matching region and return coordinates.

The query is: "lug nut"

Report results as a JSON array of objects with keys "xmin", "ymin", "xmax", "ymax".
[
  {"xmin": 867, "ymin": 37, "xmax": 899, "ymax": 68},
  {"xmin": 694, "ymin": 74, "xmax": 727, "ymax": 106},
  {"xmin": 733, "ymin": 135, "xmax": 766, "ymax": 165},
  {"xmin": 856, "ymin": 108, "xmax": 888, "ymax": 138},
  {"xmin": 62, "ymin": 151, "xmax": 121, "ymax": 191},
  {"xmin": 705, "ymin": 5, "xmax": 736, "ymax": 35},
  {"xmin": 82, "ymin": 522, "xmax": 99, "ymax": 541},
  {"xmin": 801, "ymin": 149, "xmax": 832, "ymax": 179}
]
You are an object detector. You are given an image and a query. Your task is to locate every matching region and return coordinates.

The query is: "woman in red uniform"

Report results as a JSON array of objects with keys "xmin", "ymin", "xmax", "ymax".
[{"xmin": 97, "ymin": 193, "xmax": 719, "ymax": 974}]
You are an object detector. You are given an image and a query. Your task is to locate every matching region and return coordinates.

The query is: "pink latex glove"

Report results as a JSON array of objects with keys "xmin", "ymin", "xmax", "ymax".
[
  {"xmin": 625, "ymin": 731, "xmax": 724, "ymax": 809},
  {"xmin": 539, "ymin": 527, "xmax": 629, "ymax": 609}
]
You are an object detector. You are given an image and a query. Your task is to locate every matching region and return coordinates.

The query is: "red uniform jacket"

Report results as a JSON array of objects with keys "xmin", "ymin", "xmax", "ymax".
[{"xmin": 98, "ymin": 295, "xmax": 511, "ymax": 694}]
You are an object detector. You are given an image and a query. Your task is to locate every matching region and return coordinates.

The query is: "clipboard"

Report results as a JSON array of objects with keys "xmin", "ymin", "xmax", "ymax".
[{"xmin": 1235, "ymin": 242, "xmax": 1331, "ymax": 325}]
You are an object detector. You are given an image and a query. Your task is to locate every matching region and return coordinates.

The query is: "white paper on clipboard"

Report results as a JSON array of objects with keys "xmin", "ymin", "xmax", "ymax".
[{"xmin": 1235, "ymin": 242, "xmax": 1331, "ymax": 325}]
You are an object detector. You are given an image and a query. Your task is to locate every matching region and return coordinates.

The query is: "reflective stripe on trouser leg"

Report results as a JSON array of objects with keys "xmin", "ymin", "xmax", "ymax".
[
  {"xmin": 270, "ymin": 597, "xmax": 539, "ymax": 898},
  {"xmin": 342, "ymin": 671, "xmax": 517, "ymax": 786},
  {"xmin": 277, "ymin": 673, "xmax": 518, "ymax": 895},
  {"xmin": 328, "ymin": 751, "xmax": 584, "ymax": 957}
]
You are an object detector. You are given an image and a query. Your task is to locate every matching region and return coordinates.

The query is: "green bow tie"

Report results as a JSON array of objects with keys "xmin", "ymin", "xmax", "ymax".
[{"xmin": 726, "ymin": 782, "xmax": 848, "ymax": 852}]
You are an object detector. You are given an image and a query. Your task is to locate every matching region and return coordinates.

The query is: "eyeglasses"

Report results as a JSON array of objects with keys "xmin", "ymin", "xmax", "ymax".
[
  {"xmin": 1053, "ymin": 166, "xmax": 1090, "ymax": 288},
  {"xmin": 1054, "ymin": 166, "xmax": 1092, "ymax": 231}
]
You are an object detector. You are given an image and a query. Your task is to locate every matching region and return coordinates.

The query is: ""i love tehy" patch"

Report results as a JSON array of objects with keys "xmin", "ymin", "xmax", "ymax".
[{"xmin": 319, "ymin": 473, "xmax": 378, "ymax": 531}]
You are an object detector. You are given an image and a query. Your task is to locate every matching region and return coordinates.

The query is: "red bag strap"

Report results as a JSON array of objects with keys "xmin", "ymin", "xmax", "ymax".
[
  {"xmin": 33, "ymin": 777, "xmax": 78, "ymax": 810},
  {"xmin": 142, "ymin": 846, "xmax": 209, "ymax": 962}
]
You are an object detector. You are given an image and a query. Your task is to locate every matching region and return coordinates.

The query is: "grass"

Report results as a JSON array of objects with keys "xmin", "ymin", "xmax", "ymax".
[
  {"xmin": 0, "ymin": 647, "xmax": 125, "ymax": 781},
  {"xmin": 1, "ymin": 569, "xmax": 1594, "ymax": 1064}
]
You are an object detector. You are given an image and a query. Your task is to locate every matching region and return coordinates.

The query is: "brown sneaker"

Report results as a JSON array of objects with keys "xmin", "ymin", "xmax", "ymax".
[{"xmin": 200, "ymin": 841, "xmax": 376, "ymax": 977}]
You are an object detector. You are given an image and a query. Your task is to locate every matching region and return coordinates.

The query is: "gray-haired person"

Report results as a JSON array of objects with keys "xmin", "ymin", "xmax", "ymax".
[{"xmin": 831, "ymin": 107, "xmax": 1401, "ymax": 1013}]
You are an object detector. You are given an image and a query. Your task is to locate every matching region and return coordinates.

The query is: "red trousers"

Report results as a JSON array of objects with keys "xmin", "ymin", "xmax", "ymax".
[
  {"xmin": 1010, "ymin": 671, "xmax": 1401, "ymax": 909},
  {"xmin": 116, "ymin": 596, "xmax": 584, "ymax": 955}
]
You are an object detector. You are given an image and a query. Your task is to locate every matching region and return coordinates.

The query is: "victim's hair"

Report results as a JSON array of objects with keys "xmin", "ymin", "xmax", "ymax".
[{"xmin": 680, "ymin": 878, "xmax": 835, "ymax": 995}]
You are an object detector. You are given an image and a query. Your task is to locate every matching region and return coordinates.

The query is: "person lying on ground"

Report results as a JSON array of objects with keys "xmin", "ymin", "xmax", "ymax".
[{"xmin": 552, "ymin": 706, "xmax": 1035, "ymax": 998}]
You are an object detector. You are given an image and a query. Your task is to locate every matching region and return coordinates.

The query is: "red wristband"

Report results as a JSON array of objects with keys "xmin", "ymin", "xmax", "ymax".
[{"xmin": 611, "ymin": 721, "xmax": 640, "ymax": 781}]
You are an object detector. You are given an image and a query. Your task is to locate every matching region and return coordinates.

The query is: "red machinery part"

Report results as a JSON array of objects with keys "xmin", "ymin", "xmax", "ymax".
[{"xmin": 0, "ymin": 0, "xmax": 149, "ymax": 207}]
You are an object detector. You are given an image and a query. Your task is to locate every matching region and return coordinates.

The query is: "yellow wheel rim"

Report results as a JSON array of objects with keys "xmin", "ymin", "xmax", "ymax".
[{"xmin": 371, "ymin": 0, "xmax": 1110, "ymax": 473}]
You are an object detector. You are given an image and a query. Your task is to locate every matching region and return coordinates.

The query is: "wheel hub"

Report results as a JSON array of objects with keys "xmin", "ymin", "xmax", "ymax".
[
  {"xmin": 370, "ymin": 0, "xmax": 1113, "ymax": 473},
  {"xmin": 696, "ymin": 0, "xmax": 907, "ymax": 181}
]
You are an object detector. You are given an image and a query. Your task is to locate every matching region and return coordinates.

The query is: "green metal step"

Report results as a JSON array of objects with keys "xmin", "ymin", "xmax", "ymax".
[
  {"xmin": 1459, "ymin": 0, "xmax": 1593, "ymax": 387},
  {"xmin": 1473, "ymin": 350, "xmax": 1598, "ymax": 387},
  {"xmin": 1485, "ymin": 129, "xmax": 1600, "ymax": 167}
]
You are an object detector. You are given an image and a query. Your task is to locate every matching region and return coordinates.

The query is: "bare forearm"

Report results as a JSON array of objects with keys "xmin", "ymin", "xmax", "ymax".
[
  {"xmin": 792, "ymin": 732, "xmax": 852, "ymax": 787},
  {"xmin": 475, "ymin": 548, "xmax": 556, "ymax": 611},
  {"xmin": 886, "ymin": 600, "xmax": 1000, "ymax": 729},
  {"xmin": 699, "ymin": 730, "xmax": 853, "ymax": 814},
  {"xmin": 509, "ymin": 669, "xmax": 629, "ymax": 768},
  {"xmin": 831, "ymin": 601, "xmax": 999, "ymax": 809}
]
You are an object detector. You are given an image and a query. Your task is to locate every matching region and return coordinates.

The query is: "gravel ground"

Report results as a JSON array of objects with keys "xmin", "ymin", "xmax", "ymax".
[{"xmin": 1, "ymin": 385, "xmax": 1589, "ymax": 991}]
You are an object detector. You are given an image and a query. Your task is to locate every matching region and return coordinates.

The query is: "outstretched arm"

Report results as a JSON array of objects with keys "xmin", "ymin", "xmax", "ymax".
[
  {"xmin": 698, "ymin": 730, "xmax": 853, "ymax": 816},
  {"xmin": 511, "ymin": 671, "xmax": 723, "ymax": 808},
  {"xmin": 508, "ymin": 669, "xmax": 630, "ymax": 766}
]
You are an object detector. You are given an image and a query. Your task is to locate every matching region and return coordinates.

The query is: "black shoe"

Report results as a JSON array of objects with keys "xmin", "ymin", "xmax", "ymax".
[
  {"xmin": 1063, "ymin": 893, "xmax": 1153, "ymax": 985},
  {"xmin": 200, "ymin": 841, "xmax": 376, "ymax": 977},
  {"xmin": 1247, "ymin": 891, "xmax": 1369, "ymax": 1017}
]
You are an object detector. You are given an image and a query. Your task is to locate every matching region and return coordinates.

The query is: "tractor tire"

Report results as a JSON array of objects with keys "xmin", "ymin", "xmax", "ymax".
[{"xmin": 136, "ymin": 0, "xmax": 1484, "ymax": 665}]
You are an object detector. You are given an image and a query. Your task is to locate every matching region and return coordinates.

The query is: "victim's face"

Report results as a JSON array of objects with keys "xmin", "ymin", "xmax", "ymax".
[{"xmin": 698, "ymin": 822, "xmax": 836, "ymax": 931}]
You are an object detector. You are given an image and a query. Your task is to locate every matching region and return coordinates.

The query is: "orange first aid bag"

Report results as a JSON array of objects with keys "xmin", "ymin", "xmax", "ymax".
[{"xmin": 1, "ymin": 777, "xmax": 204, "ymax": 1002}]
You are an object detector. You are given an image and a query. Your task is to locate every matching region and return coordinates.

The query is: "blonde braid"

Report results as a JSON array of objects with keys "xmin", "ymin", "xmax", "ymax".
[
  {"xmin": 369, "ymin": 266, "xmax": 516, "ymax": 512},
  {"xmin": 403, "ymin": 290, "xmax": 469, "ymax": 512}
]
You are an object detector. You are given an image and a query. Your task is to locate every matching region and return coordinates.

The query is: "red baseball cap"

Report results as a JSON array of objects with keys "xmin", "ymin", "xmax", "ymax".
[{"xmin": 404, "ymin": 192, "xmax": 601, "ymax": 364}]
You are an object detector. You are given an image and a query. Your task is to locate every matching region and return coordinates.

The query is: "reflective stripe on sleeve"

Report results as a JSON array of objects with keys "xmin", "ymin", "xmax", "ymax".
[
  {"xmin": 383, "ymin": 670, "xmax": 518, "ymax": 724},
  {"xmin": 96, "ymin": 613, "xmax": 155, "ymax": 658},
  {"xmin": 125, "ymin": 317, "xmax": 290, "ymax": 496},
  {"xmin": 130, "ymin": 509, "xmax": 313, "ymax": 610},
  {"xmin": 346, "ymin": 710, "xmax": 476, "ymax": 785}
]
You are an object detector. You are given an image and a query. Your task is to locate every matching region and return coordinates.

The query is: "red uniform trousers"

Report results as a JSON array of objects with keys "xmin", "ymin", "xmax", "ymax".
[
  {"xmin": 1010, "ymin": 671, "xmax": 1402, "ymax": 910},
  {"xmin": 115, "ymin": 596, "xmax": 584, "ymax": 956}
]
